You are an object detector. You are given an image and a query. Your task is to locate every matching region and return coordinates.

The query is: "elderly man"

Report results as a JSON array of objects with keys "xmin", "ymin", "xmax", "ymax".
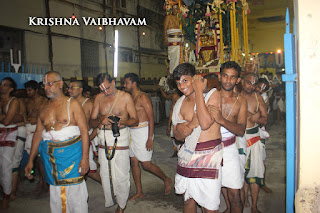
[{"xmin": 25, "ymin": 71, "xmax": 89, "ymax": 213}]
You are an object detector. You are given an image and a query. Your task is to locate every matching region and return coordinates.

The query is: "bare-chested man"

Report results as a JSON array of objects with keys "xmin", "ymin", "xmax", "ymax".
[
  {"xmin": 255, "ymin": 78, "xmax": 272, "ymax": 194},
  {"xmin": 241, "ymin": 73, "xmax": 268, "ymax": 213},
  {"xmin": 208, "ymin": 61, "xmax": 247, "ymax": 213},
  {"xmin": 164, "ymin": 4, "xmax": 183, "ymax": 73},
  {"xmin": 123, "ymin": 73, "xmax": 172, "ymax": 201},
  {"xmin": 23, "ymin": 80, "xmax": 48, "ymax": 197},
  {"xmin": 24, "ymin": 80, "xmax": 47, "ymax": 153},
  {"xmin": 68, "ymin": 80, "xmax": 101, "ymax": 183},
  {"xmin": 172, "ymin": 63, "xmax": 223, "ymax": 213},
  {"xmin": 11, "ymin": 91, "xmax": 27, "ymax": 201},
  {"xmin": 0, "ymin": 77, "xmax": 22, "ymax": 209},
  {"xmin": 90, "ymin": 73, "xmax": 138, "ymax": 213},
  {"xmin": 25, "ymin": 71, "xmax": 89, "ymax": 213},
  {"xmin": 156, "ymin": 81, "xmax": 181, "ymax": 157}
]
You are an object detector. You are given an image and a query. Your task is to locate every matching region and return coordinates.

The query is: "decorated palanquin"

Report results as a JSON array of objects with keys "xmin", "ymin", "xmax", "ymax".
[
  {"xmin": 196, "ymin": 14, "xmax": 220, "ymax": 67},
  {"xmin": 163, "ymin": 0, "xmax": 251, "ymax": 74}
]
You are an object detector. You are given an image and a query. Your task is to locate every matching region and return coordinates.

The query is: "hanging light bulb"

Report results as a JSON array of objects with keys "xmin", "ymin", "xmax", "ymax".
[{"xmin": 99, "ymin": 26, "xmax": 103, "ymax": 31}]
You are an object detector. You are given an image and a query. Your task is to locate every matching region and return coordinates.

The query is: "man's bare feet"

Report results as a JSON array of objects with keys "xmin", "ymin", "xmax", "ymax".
[
  {"xmin": 244, "ymin": 199, "xmax": 250, "ymax": 208},
  {"xmin": 252, "ymin": 207, "xmax": 262, "ymax": 213},
  {"xmin": 9, "ymin": 194, "xmax": 16, "ymax": 201},
  {"xmin": 128, "ymin": 193, "xmax": 144, "ymax": 201},
  {"xmin": 1, "ymin": 197, "xmax": 9, "ymax": 210},
  {"xmin": 223, "ymin": 208, "xmax": 230, "ymax": 213},
  {"xmin": 164, "ymin": 178, "xmax": 172, "ymax": 195},
  {"xmin": 261, "ymin": 185, "xmax": 272, "ymax": 193},
  {"xmin": 115, "ymin": 206, "xmax": 124, "ymax": 213}
]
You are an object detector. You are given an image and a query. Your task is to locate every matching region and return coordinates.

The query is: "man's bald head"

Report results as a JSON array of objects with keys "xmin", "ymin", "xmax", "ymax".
[
  {"xmin": 45, "ymin": 71, "xmax": 62, "ymax": 81},
  {"xmin": 243, "ymin": 73, "xmax": 258, "ymax": 82}
]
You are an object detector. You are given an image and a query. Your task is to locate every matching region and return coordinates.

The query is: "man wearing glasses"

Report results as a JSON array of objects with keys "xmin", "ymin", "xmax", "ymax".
[
  {"xmin": 90, "ymin": 73, "xmax": 138, "ymax": 213},
  {"xmin": 25, "ymin": 71, "xmax": 90, "ymax": 213},
  {"xmin": 241, "ymin": 73, "xmax": 268, "ymax": 213},
  {"xmin": 68, "ymin": 80, "xmax": 101, "ymax": 183}
]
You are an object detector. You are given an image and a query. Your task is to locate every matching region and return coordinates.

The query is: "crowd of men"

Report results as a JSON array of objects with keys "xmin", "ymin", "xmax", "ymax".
[{"xmin": 0, "ymin": 61, "xmax": 279, "ymax": 213}]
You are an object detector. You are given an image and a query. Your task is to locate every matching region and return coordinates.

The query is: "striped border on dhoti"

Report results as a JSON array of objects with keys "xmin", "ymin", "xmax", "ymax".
[{"xmin": 177, "ymin": 139, "xmax": 222, "ymax": 179}]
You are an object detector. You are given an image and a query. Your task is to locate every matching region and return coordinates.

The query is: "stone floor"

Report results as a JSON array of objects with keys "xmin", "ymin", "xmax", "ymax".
[{"xmin": 2, "ymin": 119, "xmax": 286, "ymax": 213}]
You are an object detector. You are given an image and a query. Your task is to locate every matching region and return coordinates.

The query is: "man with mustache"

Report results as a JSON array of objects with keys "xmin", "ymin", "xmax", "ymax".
[
  {"xmin": 241, "ymin": 73, "xmax": 268, "ymax": 213},
  {"xmin": 25, "ymin": 71, "xmax": 89, "ymax": 213},
  {"xmin": 208, "ymin": 61, "xmax": 247, "ymax": 213},
  {"xmin": 90, "ymin": 73, "xmax": 138, "ymax": 213}
]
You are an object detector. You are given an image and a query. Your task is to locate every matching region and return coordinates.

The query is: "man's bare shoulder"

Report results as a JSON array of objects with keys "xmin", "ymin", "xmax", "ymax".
[
  {"xmin": 93, "ymin": 93, "xmax": 104, "ymax": 102},
  {"xmin": 237, "ymin": 95, "xmax": 247, "ymax": 106},
  {"xmin": 70, "ymin": 97, "xmax": 81, "ymax": 107},
  {"xmin": 207, "ymin": 89, "xmax": 220, "ymax": 101},
  {"xmin": 256, "ymin": 93, "xmax": 264, "ymax": 101},
  {"xmin": 120, "ymin": 90, "xmax": 132, "ymax": 101},
  {"xmin": 10, "ymin": 98, "xmax": 19, "ymax": 107},
  {"xmin": 140, "ymin": 92, "xmax": 151, "ymax": 102},
  {"xmin": 84, "ymin": 98, "xmax": 93, "ymax": 105},
  {"xmin": 38, "ymin": 99, "xmax": 49, "ymax": 112}
]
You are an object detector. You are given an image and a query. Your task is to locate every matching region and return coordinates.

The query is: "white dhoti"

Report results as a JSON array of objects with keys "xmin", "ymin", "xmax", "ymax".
[
  {"xmin": 129, "ymin": 122, "xmax": 152, "ymax": 162},
  {"xmin": 50, "ymin": 181, "xmax": 88, "ymax": 213},
  {"xmin": 221, "ymin": 127, "xmax": 243, "ymax": 189},
  {"xmin": 167, "ymin": 29, "xmax": 182, "ymax": 74},
  {"xmin": 259, "ymin": 126, "xmax": 270, "ymax": 163},
  {"xmin": 236, "ymin": 135, "xmax": 247, "ymax": 178},
  {"xmin": 25, "ymin": 123, "xmax": 36, "ymax": 155},
  {"xmin": 41, "ymin": 126, "xmax": 88, "ymax": 213},
  {"xmin": 245, "ymin": 125, "xmax": 265, "ymax": 186},
  {"xmin": 98, "ymin": 127, "xmax": 130, "ymax": 209},
  {"xmin": 175, "ymin": 169, "xmax": 222, "ymax": 211},
  {"xmin": 175, "ymin": 139, "xmax": 223, "ymax": 211},
  {"xmin": 0, "ymin": 124, "xmax": 18, "ymax": 195},
  {"xmin": 12, "ymin": 126, "xmax": 26, "ymax": 170},
  {"xmin": 221, "ymin": 143, "xmax": 244, "ymax": 189},
  {"xmin": 89, "ymin": 129, "xmax": 97, "ymax": 172}
]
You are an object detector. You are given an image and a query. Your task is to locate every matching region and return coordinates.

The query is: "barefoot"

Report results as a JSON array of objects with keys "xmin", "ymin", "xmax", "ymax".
[
  {"xmin": 128, "ymin": 193, "xmax": 144, "ymax": 201},
  {"xmin": 9, "ymin": 193, "xmax": 16, "ymax": 201},
  {"xmin": 244, "ymin": 200, "xmax": 250, "ymax": 208},
  {"xmin": 222, "ymin": 208, "xmax": 230, "ymax": 213},
  {"xmin": 1, "ymin": 197, "xmax": 9, "ymax": 210},
  {"xmin": 261, "ymin": 185, "xmax": 272, "ymax": 193},
  {"xmin": 252, "ymin": 207, "xmax": 262, "ymax": 213},
  {"xmin": 164, "ymin": 178, "xmax": 172, "ymax": 195},
  {"xmin": 115, "ymin": 206, "xmax": 124, "ymax": 213}
]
